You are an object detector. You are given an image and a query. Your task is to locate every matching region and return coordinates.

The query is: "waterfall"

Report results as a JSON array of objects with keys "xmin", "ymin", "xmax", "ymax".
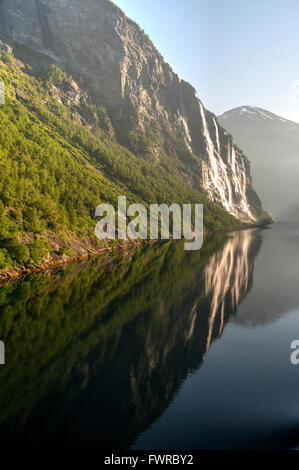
[{"xmin": 199, "ymin": 103, "xmax": 255, "ymax": 221}]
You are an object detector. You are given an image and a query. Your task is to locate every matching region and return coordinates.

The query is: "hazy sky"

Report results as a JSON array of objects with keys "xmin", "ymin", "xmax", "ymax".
[{"xmin": 113, "ymin": 0, "xmax": 299, "ymax": 123}]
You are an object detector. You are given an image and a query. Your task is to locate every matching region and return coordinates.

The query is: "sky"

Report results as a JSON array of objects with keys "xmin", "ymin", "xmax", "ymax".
[{"xmin": 113, "ymin": 0, "xmax": 299, "ymax": 123}]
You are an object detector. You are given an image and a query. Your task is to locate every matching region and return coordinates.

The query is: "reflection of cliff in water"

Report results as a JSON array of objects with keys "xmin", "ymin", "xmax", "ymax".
[{"xmin": 0, "ymin": 229, "xmax": 262, "ymax": 449}]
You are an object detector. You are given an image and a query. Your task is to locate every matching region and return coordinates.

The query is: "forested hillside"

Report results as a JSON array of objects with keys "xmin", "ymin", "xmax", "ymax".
[{"xmin": 0, "ymin": 45, "xmax": 242, "ymax": 269}]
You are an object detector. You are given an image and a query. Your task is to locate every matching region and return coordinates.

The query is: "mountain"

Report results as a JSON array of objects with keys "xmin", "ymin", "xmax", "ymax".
[
  {"xmin": 0, "ymin": 0, "xmax": 269, "ymax": 269},
  {"xmin": 218, "ymin": 106, "xmax": 299, "ymax": 221}
]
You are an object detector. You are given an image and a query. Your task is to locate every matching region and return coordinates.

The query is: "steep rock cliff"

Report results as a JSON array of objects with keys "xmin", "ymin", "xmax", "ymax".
[{"xmin": 0, "ymin": 0, "xmax": 269, "ymax": 222}]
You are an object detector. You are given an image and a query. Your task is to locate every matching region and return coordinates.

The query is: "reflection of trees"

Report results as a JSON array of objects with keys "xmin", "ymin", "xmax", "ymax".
[{"xmin": 0, "ymin": 229, "xmax": 262, "ymax": 449}]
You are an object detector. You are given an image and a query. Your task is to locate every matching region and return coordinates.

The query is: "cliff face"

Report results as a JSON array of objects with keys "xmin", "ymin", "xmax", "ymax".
[{"xmin": 0, "ymin": 0, "xmax": 268, "ymax": 222}]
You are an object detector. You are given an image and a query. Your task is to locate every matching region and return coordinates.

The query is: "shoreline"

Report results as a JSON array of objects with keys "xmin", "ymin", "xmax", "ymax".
[
  {"xmin": 0, "ymin": 223, "xmax": 270, "ymax": 284},
  {"xmin": 0, "ymin": 239, "xmax": 156, "ymax": 284}
]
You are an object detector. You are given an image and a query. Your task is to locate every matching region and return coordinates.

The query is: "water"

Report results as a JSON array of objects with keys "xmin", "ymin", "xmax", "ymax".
[{"xmin": 0, "ymin": 223, "xmax": 298, "ymax": 450}]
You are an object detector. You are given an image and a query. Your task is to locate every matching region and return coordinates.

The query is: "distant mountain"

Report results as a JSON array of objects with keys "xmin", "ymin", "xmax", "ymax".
[{"xmin": 218, "ymin": 106, "xmax": 299, "ymax": 221}]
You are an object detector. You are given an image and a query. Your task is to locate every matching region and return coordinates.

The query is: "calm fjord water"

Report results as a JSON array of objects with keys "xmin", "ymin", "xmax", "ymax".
[{"xmin": 0, "ymin": 223, "xmax": 298, "ymax": 450}]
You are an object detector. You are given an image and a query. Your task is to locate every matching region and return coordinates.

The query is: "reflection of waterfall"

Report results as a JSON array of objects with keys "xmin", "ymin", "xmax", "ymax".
[
  {"xmin": 128, "ymin": 229, "xmax": 262, "ymax": 450},
  {"xmin": 0, "ymin": 230, "xmax": 262, "ymax": 449}
]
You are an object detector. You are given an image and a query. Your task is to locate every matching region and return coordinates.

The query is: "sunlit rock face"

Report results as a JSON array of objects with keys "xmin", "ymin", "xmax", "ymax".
[
  {"xmin": 200, "ymin": 104, "xmax": 259, "ymax": 221},
  {"xmin": 0, "ymin": 0, "xmax": 268, "ymax": 222}
]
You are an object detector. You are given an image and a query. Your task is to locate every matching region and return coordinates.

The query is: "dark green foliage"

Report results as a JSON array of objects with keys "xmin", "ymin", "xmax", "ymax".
[
  {"xmin": 40, "ymin": 64, "xmax": 68, "ymax": 88},
  {"xmin": 127, "ymin": 125, "xmax": 160, "ymax": 156},
  {"xmin": 80, "ymin": 103, "xmax": 115, "ymax": 136},
  {"xmin": 1, "ymin": 239, "xmax": 30, "ymax": 265}
]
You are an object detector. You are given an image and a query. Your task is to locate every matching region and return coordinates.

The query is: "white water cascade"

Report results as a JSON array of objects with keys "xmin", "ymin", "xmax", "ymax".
[{"xmin": 199, "ymin": 103, "xmax": 255, "ymax": 221}]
